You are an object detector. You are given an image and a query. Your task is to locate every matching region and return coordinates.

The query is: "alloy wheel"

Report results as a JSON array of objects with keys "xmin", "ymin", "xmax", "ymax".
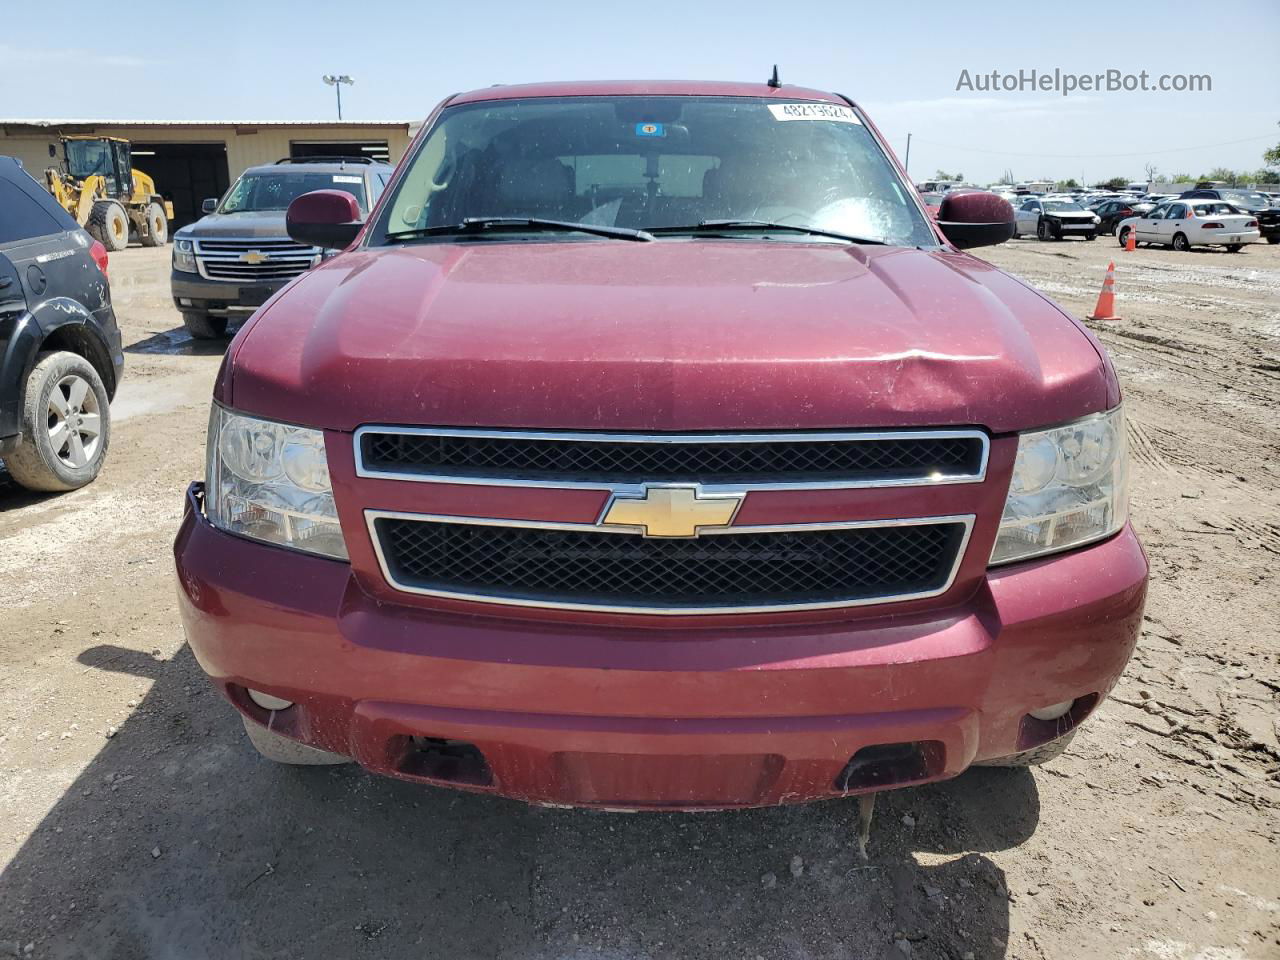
[{"xmin": 46, "ymin": 373, "xmax": 102, "ymax": 468}]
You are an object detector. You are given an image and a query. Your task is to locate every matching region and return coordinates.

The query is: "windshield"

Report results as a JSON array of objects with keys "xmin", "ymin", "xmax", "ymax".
[
  {"xmin": 376, "ymin": 96, "xmax": 935, "ymax": 246},
  {"xmin": 219, "ymin": 171, "xmax": 368, "ymax": 214},
  {"xmin": 65, "ymin": 140, "xmax": 113, "ymax": 178},
  {"xmin": 1043, "ymin": 201, "xmax": 1085, "ymax": 212},
  {"xmin": 1219, "ymin": 190, "xmax": 1265, "ymax": 208}
]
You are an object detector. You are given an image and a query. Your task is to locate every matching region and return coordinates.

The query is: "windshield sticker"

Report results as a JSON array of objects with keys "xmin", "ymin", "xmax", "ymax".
[
  {"xmin": 635, "ymin": 122, "xmax": 665, "ymax": 137},
  {"xmin": 767, "ymin": 103, "xmax": 861, "ymax": 124},
  {"xmin": 332, "ymin": 175, "xmax": 363, "ymax": 183}
]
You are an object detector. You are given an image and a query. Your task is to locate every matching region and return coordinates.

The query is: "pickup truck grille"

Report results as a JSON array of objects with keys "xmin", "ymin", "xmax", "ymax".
[
  {"xmin": 356, "ymin": 428, "xmax": 988, "ymax": 487},
  {"xmin": 194, "ymin": 238, "xmax": 319, "ymax": 283},
  {"xmin": 369, "ymin": 515, "xmax": 970, "ymax": 614}
]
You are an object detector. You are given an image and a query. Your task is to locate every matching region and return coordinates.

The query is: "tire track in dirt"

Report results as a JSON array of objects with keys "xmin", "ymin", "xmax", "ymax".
[
  {"xmin": 1222, "ymin": 517, "xmax": 1280, "ymax": 556},
  {"xmin": 1097, "ymin": 332, "xmax": 1280, "ymax": 407},
  {"xmin": 1126, "ymin": 418, "xmax": 1172, "ymax": 474}
]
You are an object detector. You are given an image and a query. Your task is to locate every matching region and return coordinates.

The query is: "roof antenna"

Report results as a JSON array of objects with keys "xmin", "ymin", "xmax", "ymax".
[{"xmin": 767, "ymin": 64, "xmax": 781, "ymax": 88}]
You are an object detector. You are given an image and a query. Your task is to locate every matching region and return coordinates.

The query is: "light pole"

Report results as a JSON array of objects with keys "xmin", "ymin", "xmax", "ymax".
[{"xmin": 322, "ymin": 74, "xmax": 353, "ymax": 121}]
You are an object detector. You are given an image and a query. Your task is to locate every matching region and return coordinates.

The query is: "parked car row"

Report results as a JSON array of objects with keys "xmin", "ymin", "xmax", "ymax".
[{"xmin": 986, "ymin": 184, "xmax": 1279, "ymax": 250}]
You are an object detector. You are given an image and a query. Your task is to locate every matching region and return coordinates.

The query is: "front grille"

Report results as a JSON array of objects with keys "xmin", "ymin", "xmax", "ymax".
[
  {"xmin": 195, "ymin": 237, "xmax": 318, "ymax": 283},
  {"xmin": 357, "ymin": 429, "xmax": 987, "ymax": 486},
  {"xmin": 371, "ymin": 516, "xmax": 968, "ymax": 613}
]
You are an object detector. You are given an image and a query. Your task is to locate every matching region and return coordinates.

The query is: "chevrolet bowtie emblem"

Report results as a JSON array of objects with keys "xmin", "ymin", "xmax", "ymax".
[
  {"xmin": 241, "ymin": 250, "xmax": 269, "ymax": 265},
  {"xmin": 600, "ymin": 484, "xmax": 743, "ymax": 538}
]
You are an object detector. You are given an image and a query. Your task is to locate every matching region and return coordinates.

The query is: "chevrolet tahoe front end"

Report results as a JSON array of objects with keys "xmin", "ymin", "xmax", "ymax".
[
  {"xmin": 174, "ymin": 81, "xmax": 1147, "ymax": 810},
  {"xmin": 170, "ymin": 158, "xmax": 392, "ymax": 340}
]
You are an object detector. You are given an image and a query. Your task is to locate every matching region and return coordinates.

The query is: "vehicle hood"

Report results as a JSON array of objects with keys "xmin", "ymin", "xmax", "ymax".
[
  {"xmin": 1044, "ymin": 210, "xmax": 1096, "ymax": 219},
  {"xmin": 227, "ymin": 240, "xmax": 1115, "ymax": 434},
  {"xmin": 176, "ymin": 211, "xmax": 288, "ymax": 239}
]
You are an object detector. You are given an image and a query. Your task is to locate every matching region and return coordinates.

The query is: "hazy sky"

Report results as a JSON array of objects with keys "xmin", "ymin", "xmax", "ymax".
[{"xmin": 2, "ymin": 0, "xmax": 1277, "ymax": 185}]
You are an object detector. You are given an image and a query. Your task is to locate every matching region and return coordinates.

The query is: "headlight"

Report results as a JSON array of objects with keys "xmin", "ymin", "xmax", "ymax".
[
  {"xmin": 173, "ymin": 238, "xmax": 197, "ymax": 273},
  {"xmin": 990, "ymin": 406, "xmax": 1128, "ymax": 566},
  {"xmin": 204, "ymin": 405, "xmax": 348, "ymax": 560}
]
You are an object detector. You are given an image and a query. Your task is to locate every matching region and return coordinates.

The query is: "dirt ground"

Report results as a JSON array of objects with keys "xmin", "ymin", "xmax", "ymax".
[{"xmin": 1, "ymin": 235, "xmax": 1277, "ymax": 960}]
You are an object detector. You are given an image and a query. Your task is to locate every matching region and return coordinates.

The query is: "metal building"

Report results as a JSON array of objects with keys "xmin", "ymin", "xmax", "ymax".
[{"xmin": 0, "ymin": 120, "xmax": 415, "ymax": 227}]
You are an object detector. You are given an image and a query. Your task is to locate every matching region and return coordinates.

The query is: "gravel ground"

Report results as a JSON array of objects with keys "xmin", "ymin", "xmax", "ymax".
[{"xmin": 1, "ymin": 236, "xmax": 1277, "ymax": 960}]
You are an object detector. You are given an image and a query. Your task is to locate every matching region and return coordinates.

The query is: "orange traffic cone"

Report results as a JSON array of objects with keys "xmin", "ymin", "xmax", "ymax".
[
  {"xmin": 1124, "ymin": 224, "xmax": 1136, "ymax": 253},
  {"xmin": 1089, "ymin": 261, "xmax": 1121, "ymax": 320}
]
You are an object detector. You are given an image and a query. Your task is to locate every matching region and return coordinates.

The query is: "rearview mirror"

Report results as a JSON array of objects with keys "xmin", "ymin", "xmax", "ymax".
[
  {"xmin": 201, "ymin": 198, "xmax": 218, "ymax": 214},
  {"xmin": 937, "ymin": 192, "xmax": 1016, "ymax": 249},
  {"xmin": 286, "ymin": 190, "xmax": 364, "ymax": 249}
]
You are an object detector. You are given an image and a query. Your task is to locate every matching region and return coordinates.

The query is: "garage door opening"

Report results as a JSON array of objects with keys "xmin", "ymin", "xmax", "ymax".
[
  {"xmin": 290, "ymin": 140, "xmax": 390, "ymax": 163},
  {"xmin": 130, "ymin": 141, "xmax": 230, "ymax": 229}
]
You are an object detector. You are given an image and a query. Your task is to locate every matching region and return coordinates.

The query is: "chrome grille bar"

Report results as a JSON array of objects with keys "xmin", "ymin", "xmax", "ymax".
[
  {"xmin": 194, "ymin": 237, "xmax": 319, "ymax": 283},
  {"xmin": 353, "ymin": 426, "xmax": 990, "ymax": 492}
]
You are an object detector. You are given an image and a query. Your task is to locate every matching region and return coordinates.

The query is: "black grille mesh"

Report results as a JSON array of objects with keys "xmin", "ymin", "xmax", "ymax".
[
  {"xmin": 360, "ymin": 432, "xmax": 981, "ymax": 484},
  {"xmin": 376, "ymin": 518, "xmax": 965, "ymax": 610}
]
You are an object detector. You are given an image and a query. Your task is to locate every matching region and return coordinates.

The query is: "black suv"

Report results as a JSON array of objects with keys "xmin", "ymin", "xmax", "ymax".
[
  {"xmin": 1179, "ymin": 188, "xmax": 1280, "ymax": 243},
  {"xmin": 170, "ymin": 156, "xmax": 394, "ymax": 339},
  {"xmin": 0, "ymin": 155, "xmax": 122, "ymax": 491}
]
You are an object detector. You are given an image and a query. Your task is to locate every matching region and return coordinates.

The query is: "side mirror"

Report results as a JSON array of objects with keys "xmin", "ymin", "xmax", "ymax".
[
  {"xmin": 201, "ymin": 198, "xmax": 218, "ymax": 214},
  {"xmin": 286, "ymin": 190, "xmax": 364, "ymax": 249},
  {"xmin": 936, "ymin": 191, "xmax": 1016, "ymax": 249}
]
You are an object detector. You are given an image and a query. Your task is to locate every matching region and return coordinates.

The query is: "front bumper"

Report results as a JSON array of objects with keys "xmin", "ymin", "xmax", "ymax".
[
  {"xmin": 170, "ymin": 270, "xmax": 288, "ymax": 316},
  {"xmin": 175, "ymin": 484, "xmax": 1147, "ymax": 809},
  {"xmin": 1050, "ymin": 218, "xmax": 1098, "ymax": 233}
]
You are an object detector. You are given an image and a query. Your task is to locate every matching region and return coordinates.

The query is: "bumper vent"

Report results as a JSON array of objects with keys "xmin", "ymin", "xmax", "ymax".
[
  {"xmin": 356, "ymin": 428, "xmax": 988, "ymax": 487},
  {"xmin": 370, "ymin": 515, "xmax": 969, "ymax": 614}
]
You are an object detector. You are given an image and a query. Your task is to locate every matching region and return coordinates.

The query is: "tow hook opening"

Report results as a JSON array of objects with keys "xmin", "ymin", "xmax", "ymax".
[
  {"xmin": 834, "ymin": 740, "xmax": 946, "ymax": 793},
  {"xmin": 1017, "ymin": 693, "xmax": 1099, "ymax": 751},
  {"xmin": 247, "ymin": 688, "xmax": 295, "ymax": 711},
  {"xmin": 394, "ymin": 736, "xmax": 494, "ymax": 787}
]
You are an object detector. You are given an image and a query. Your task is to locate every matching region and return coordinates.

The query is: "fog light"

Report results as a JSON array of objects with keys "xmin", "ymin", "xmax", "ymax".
[
  {"xmin": 179, "ymin": 297, "xmax": 193, "ymax": 306},
  {"xmin": 247, "ymin": 689, "xmax": 294, "ymax": 711},
  {"xmin": 1028, "ymin": 700, "xmax": 1074, "ymax": 721}
]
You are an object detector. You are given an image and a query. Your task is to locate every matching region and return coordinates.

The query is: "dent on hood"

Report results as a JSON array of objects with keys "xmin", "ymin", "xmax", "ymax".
[{"xmin": 228, "ymin": 242, "xmax": 1112, "ymax": 434}]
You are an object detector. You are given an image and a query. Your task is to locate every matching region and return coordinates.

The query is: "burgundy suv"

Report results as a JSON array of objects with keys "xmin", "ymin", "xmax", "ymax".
[{"xmin": 174, "ymin": 81, "xmax": 1146, "ymax": 810}]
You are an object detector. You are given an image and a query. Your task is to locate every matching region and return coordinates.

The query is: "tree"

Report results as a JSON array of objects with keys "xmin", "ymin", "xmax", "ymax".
[
  {"xmin": 1201, "ymin": 167, "xmax": 1242, "ymax": 185},
  {"xmin": 1169, "ymin": 172, "xmax": 1193, "ymax": 183},
  {"xmin": 1057, "ymin": 178, "xmax": 1080, "ymax": 189},
  {"xmin": 1262, "ymin": 122, "xmax": 1279, "ymax": 169},
  {"xmin": 1100, "ymin": 176, "xmax": 1128, "ymax": 190},
  {"xmin": 933, "ymin": 169, "xmax": 964, "ymax": 182},
  {"xmin": 1002, "ymin": 168, "xmax": 1015, "ymax": 185},
  {"xmin": 1143, "ymin": 161, "xmax": 1159, "ymax": 183}
]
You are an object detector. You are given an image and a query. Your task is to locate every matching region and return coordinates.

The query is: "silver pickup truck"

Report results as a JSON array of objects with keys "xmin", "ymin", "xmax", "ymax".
[{"xmin": 170, "ymin": 156, "xmax": 394, "ymax": 340}]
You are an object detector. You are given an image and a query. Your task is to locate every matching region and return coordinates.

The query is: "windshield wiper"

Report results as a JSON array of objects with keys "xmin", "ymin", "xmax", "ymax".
[
  {"xmin": 646, "ymin": 220, "xmax": 887, "ymax": 245},
  {"xmin": 385, "ymin": 217, "xmax": 653, "ymax": 243}
]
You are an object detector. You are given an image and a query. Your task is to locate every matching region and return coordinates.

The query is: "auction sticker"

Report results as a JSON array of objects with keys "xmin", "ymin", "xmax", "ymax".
[
  {"xmin": 333, "ymin": 175, "xmax": 362, "ymax": 183},
  {"xmin": 767, "ymin": 103, "xmax": 861, "ymax": 124}
]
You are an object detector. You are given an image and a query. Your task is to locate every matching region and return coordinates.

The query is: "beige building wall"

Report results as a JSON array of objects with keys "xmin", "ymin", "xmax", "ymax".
[{"xmin": 0, "ymin": 122, "xmax": 413, "ymax": 181}]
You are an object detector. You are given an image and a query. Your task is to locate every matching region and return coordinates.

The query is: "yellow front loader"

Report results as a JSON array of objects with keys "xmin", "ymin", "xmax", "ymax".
[{"xmin": 44, "ymin": 136, "xmax": 173, "ymax": 251}]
